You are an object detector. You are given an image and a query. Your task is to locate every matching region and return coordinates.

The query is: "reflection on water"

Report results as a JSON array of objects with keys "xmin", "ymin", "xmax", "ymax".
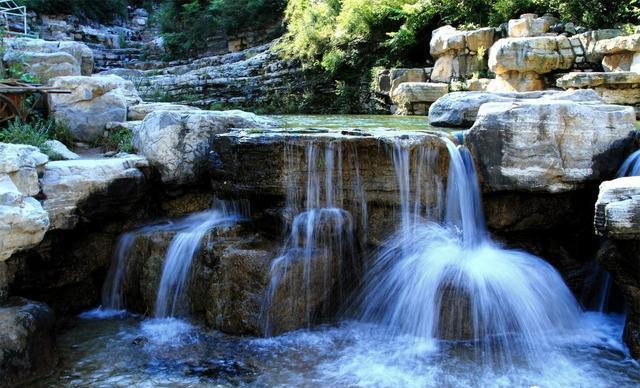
[
  {"xmin": 270, "ymin": 114, "xmax": 441, "ymax": 132},
  {"xmin": 35, "ymin": 311, "xmax": 639, "ymax": 387}
]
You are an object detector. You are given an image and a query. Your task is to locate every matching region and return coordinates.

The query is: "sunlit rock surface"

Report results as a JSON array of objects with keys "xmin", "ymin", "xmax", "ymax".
[
  {"xmin": 133, "ymin": 110, "xmax": 276, "ymax": 186},
  {"xmin": 3, "ymin": 37, "xmax": 93, "ymax": 81},
  {"xmin": 429, "ymin": 89, "xmax": 601, "ymax": 127},
  {"xmin": 557, "ymin": 72, "xmax": 640, "ymax": 105},
  {"xmin": 595, "ymin": 177, "xmax": 640, "ymax": 239},
  {"xmin": 0, "ymin": 144, "xmax": 49, "ymax": 262},
  {"xmin": 127, "ymin": 102, "xmax": 200, "ymax": 121},
  {"xmin": 466, "ymin": 100, "xmax": 636, "ymax": 192},
  {"xmin": 47, "ymin": 75, "xmax": 142, "ymax": 142},
  {"xmin": 40, "ymin": 156, "xmax": 149, "ymax": 230}
]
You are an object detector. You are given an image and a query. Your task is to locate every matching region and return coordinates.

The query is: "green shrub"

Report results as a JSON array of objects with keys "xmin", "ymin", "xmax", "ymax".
[
  {"xmin": 96, "ymin": 127, "xmax": 134, "ymax": 153},
  {"xmin": 0, "ymin": 118, "xmax": 51, "ymax": 151}
]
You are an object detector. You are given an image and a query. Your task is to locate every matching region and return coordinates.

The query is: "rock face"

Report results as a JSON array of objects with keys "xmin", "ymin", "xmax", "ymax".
[
  {"xmin": 488, "ymin": 36, "xmax": 575, "ymax": 91},
  {"xmin": 43, "ymin": 140, "xmax": 79, "ymax": 161},
  {"xmin": 389, "ymin": 82, "xmax": 449, "ymax": 115},
  {"xmin": 130, "ymin": 42, "xmax": 309, "ymax": 108},
  {"xmin": 429, "ymin": 26, "xmax": 495, "ymax": 83},
  {"xmin": 595, "ymin": 177, "xmax": 640, "ymax": 239},
  {"xmin": 0, "ymin": 144, "xmax": 49, "ymax": 262},
  {"xmin": 428, "ymin": 89, "xmax": 601, "ymax": 127},
  {"xmin": 132, "ymin": 110, "xmax": 275, "ymax": 186},
  {"xmin": 557, "ymin": 72, "xmax": 640, "ymax": 105},
  {"xmin": 0, "ymin": 297, "xmax": 56, "ymax": 387},
  {"xmin": 595, "ymin": 178, "xmax": 640, "ymax": 359},
  {"xmin": 466, "ymin": 100, "xmax": 636, "ymax": 193},
  {"xmin": 40, "ymin": 156, "xmax": 149, "ymax": 230},
  {"xmin": 126, "ymin": 102, "xmax": 200, "ymax": 121},
  {"xmin": 507, "ymin": 14, "xmax": 557, "ymax": 38},
  {"xmin": 48, "ymin": 75, "xmax": 142, "ymax": 142},
  {"xmin": 3, "ymin": 38, "xmax": 93, "ymax": 81}
]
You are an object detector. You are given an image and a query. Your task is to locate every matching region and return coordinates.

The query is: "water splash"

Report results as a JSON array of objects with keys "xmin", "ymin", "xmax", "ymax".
[
  {"xmin": 356, "ymin": 137, "xmax": 582, "ymax": 364},
  {"xmin": 262, "ymin": 141, "xmax": 365, "ymax": 335}
]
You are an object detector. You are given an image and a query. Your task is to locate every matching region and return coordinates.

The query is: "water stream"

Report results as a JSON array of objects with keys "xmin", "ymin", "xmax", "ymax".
[{"xmin": 35, "ymin": 119, "xmax": 640, "ymax": 386}]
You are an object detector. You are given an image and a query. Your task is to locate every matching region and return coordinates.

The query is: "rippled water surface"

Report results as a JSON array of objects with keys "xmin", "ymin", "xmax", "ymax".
[{"xmin": 35, "ymin": 311, "xmax": 639, "ymax": 387}]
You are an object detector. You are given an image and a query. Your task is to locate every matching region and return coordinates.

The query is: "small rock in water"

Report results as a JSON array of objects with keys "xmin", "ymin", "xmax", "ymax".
[{"xmin": 132, "ymin": 336, "xmax": 148, "ymax": 345}]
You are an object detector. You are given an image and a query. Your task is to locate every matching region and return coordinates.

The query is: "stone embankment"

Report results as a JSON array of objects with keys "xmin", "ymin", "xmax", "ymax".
[{"xmin": 375, "ymin": 14, "xmax": 639, "ymax": 115}]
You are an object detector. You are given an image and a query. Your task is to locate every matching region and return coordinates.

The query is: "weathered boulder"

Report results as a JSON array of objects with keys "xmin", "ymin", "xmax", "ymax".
[
  {"xmin": 127, "ymin": 102, "xmax": 201, "ymax": 121},
  {"xmin": 390, "ymin": 82, "xmax": 449, "ymax": 115},
  {"xmin": 0, "ymin": 144, "xmax": 49, "ymax": 261},
  {"xmin": 0, "ymin": 143, "xmax": 48, "ymax": 197},
  {"xmin": 48, "ymin": 75, "xmax": 142, "ymax": 142},
  {"xmin": 40, "ymin": 156, "xmax": 149, "ymax": 230},
  {"xmin": 507, "ymin": 14, "xmax": 557, "ymax": 38},
  {"xmin": 43, "ymin": 140, "xmax": 79, "ymax": 161},
  {"xmin": 466, "ymin": 100, "xmax": 636, "ymax": 193},
  {"xmin": 3, "ymin": 51, "xmax": 77, "ymax": 83},
  {"xmin": 388, "ymin": 68, "xmax": 430, "ymax": 95},
  {"xmin": 3, "ymin": 38, "xmax": 93, "ymax": 78},
  {"xmin": 132, "ymin": 110, "xmax": 275, "ymax": 186},
  {"xmin": 595, "ymin": 177, "xmax": 640, "ymax": 239},
  {"xmin": 0, "ymin": 176, "xmax": 49, "ymax": 262},
  {"xmin": 594, "ymin": 34, "xmax": 640, "ymax": 55},
  {"xmin": 573, "ymin": 29, "xmax": 623, "ymax": 64},
  {"xmin": 0, "ymin": 297, "xmax": 56, "ymax": 387},
  {"xmin": 429, "ymin": 89, "xmax": 602, "ymax": 127},
  {"xmin": 556, "ymin": 72, "xmax": 640, "ymax": 105},
  {"xmin": 488, "ymin": 36, "xmax": 575, "ymax": 91},
  {"xmin": 429, "ymin": 26, "xmax": 495, "ymax": 83}
]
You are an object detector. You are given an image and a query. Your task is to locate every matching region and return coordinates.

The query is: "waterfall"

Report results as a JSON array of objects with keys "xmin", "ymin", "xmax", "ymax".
[
  {"xmin": 616, "ymin": 149, "xmax": 640, "ymax": 177},
  {"xmin": 356, "ymin": 136, "xmax": 582, "ymax": 363},
  {"xmin": 154, "ymin": 200, "xmax": 244, "ymax": 318},
  {"xmin": 262, "ymin": 141, "xmax": 365, "ymax": 335},
  {"xmin": 101, "ymin": 200, "xmax": 244, "ymax": 318}
]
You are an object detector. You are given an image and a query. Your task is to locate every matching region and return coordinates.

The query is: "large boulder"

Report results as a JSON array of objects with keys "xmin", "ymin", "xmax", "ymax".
[
  {"xmin": 3, "ymin": 38, "xmax": 94, "ymax": 80},
  {"xmin": 429, "ymin": 26, "xmax": 495, "ymax": 83},
  {"xmin": 40, "ymin": 156, "xmax": 149, "ymax": 230},
  {"xmin": 557, "ymin": 72, "xmax": 640, "ymax": 105},
  {"xmin": 48, "ymin": 75, "xmax": 142, "ymax": 142},
  {"xmin": 595, "ymin": 178, "xmax": 640, "ymax": 359},
  {"xmin": 428, "ymin": 89, "xmax": 601, "ymax": 127},
  {"xmin": 488, "ymin": 36, "xmax": 575, "ymax": 92},
  {"xmin": 0, "ymin": 144, "xmax": 49, "ymax": 261},
  {"xmin": 387, "ymin": 68, "xmax": 430, "ymax": 96},
  {"xmin": 390, "ymin": 82, "xmax": 449, "ymax": 115},
  {"xmin": 595, "ymin": 177, "xmax": 640, "ymax": 239},
  {"xmin": 507, "ymin": 14, "xmax": 557, "ymax": 38},
  {"xmin": 0, "ymin": 176, "xmax": 49, "ymax": 262},
  {"xmin": 0, "ymin": 298, "xmax": 56, "ymax": 387},
  {"xmin": 466, "ymin": 100, "xmax": 636, "ymax": 193},
  {"xmin": 132, "ymin": 110, "xmax": 275, "ymax": 186}
]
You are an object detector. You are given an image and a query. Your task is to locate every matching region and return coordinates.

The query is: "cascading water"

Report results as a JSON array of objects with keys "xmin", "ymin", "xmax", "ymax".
[
  {"xmin": 262, "ymin": 141, "xmax": 365, "ymax": 335},
  {"xmin": 357, "ymin": 137, "xmax": 582, "ymax": 364},
  {"xmin": 617, "ymin": 149, "xmax": 640, "ymax": 177},
  {"xmin": 154, "ymin": 200, "xmax": 245, "ymax": 318},
  {"xmin": 100, "ymin": 200, "xmax": 245, "ymax": 318}
]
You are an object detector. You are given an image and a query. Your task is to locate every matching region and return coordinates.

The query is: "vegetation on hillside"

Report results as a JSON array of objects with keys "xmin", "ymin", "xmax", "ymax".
[
  {"xmin": 155, "ymin": 0, "xmax": 287, "ymax": 58},
  {"xmin": 278, "ymin": 0, "xmax": 640, "ymax": 75}
]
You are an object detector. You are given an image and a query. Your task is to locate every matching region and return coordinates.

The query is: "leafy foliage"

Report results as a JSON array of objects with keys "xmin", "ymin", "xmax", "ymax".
[
  {"xmin": 278, "ymin": 0, "xmax": 640, "ymax": 74},
  {"xmin": 156, "ymin": 0, "xmax": 287, "ymax": 58},
  {"xmin": 95, "ymin": 127, "xmax": 134, "ymax": 153}
]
